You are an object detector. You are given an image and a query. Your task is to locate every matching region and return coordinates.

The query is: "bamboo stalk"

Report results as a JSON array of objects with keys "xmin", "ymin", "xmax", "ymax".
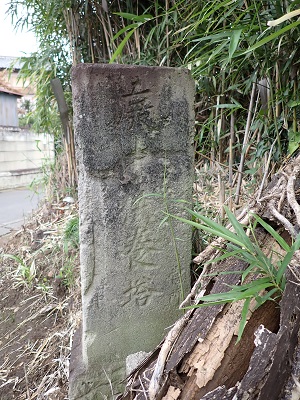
[
  {"xmin": 229, "ymin": 112, "xmax": 235, "ymax": 186},
  {"xmin": 267, "ymin": 70, "xmax": 282, "ymax": 155},
  {"xmin": 275, "ymin": 62, "xmax": 281, "ymax": 118},
  {"xmin": 117, "ymin": 0, "xmax": 133, "ymax": 57},
  {"xmin": 210, "ymin": 108, "xmax": 216, "ymax": 166},
  {"xmin": 97, "ymin": 7, "xmax": 113, "ymax": 59},
  {"xmin": 293, "ymin": 78, "xmax": 297, "ymax": 134},
  {"xmin": 135, "ymin": 0, "xmax": 141, "ymax": 59},
  {"xmin": 87, "ymin": 23, "xmax": 95, "ymax": 63},
  {"xmin": 218, "ymin": 172, "xmax": 225, "ymax": 219},
  {"xmin": 165, "ymin": 0, "xmax": 170, "ymax": 66},
  {"xmin": 235, "ymin": 82, "xmax": 257, "ymax": 204},
  {"xmin": 256, "ymin": 138, "xmax": 276, "ymax": 201}
]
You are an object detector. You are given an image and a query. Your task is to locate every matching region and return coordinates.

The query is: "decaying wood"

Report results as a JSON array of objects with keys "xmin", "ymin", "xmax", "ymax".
[
  {"xmin": 148, "ymin": 311, "xmax": 192, "ymax": 400},
  {"xmin": 118, "ymin": 154, "xmax": 300, "ymax": 400}
]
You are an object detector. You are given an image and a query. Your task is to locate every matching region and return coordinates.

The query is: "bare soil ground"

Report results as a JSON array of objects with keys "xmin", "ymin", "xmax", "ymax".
[{"xmin": 0, "ymin": 200, "xmax": 81, "ymax": 400}]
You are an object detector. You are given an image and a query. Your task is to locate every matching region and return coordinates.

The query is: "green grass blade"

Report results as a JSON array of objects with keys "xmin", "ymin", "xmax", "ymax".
[
  {"xmin": 254, "ymin": 288, "xmax": 280, "ymax": 309},
  {"xmin": 173, "ymin": 214, "xmax": 246, "ymax": 248},
  {"xmin": 197, "ymin": 289, "xmax": 250, "ymax": 303},
  {"xmin": 184, "ymin": 209, "xmax": 247, "ymax": 247},
  {"xmin": 3, "ymin": 254, "xmax": 25, "ymax": 266},
  {"xmin": 252, "ymin": 214, "xmax": 290, "ymax": 251},
  {"xmin": 197, "ymin": 279, "xmax": 272, "ymax": 305},
  {"xmin": 133, "ymin": 193, "xmax": 163, "ymax": 206},
  {"xmin": 205, "ymin": 249, "xmax": 247, "ymax": 265},
  {"xmin": 185, "ymin": 300, "xmax": 233, "ymax": 308},
  {"xmin": 224, "ymin": 206, "xmax": 255, "ymax": 252},
  {"xmin": 159, "ymin": 215, "xmax": 169, "ymax": 227},
  {"xmin": 203, "ymin": 270, "xmax": 244, "ymax": 277},
  {"xmin": 237, "ymin": 297, "xmax": 250, "ymax": 342},
  {"xmin": 276, "ymin": 234, "xmax": 300, "ymax": 285},
  {"xmin": 241, "ymin": 264, "xmax": 255, "ymax": 282},
  {"xmin": 245, "ymin": 241, "xmax": 277, "ymax": 276},
  {"xmin": 226, "ymin": 277, "xmax": 271, "ymax": 290},
  {"xmin": 240, "ymin": 282, "xmax": 274, "ymax": 296}
]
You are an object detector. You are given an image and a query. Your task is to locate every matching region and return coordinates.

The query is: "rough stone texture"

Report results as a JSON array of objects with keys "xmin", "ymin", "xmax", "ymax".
[{"xmin": 69, "ymin": 64, "xmax": 195, "ymax": 399}]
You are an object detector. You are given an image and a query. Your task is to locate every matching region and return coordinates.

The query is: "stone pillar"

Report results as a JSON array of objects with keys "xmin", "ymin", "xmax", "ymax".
[{"xmin": 70, "ymin": 64, "xmax": 194, "ymax": 399}]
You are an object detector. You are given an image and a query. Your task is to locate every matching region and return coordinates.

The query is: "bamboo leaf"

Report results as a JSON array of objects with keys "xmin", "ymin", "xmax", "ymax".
[
  {"xmin": 288, "ymin": 100, "xmax": 300, "ymax": 108},
  {"xmin": 254, "ymin": 288, "xmax": 280, "ymax": 309},
  {"xmin": 276, "ymin": 234, "xmax": 300, "ymax": 285},
  {"xmin": 226, "ymin": 277, "xmax": 272, "ymax": 290},
  {"xmin": 197, "ymin": 291, "xmax": 246, "ymax": 303},
  {"xmin": 112, "ymin": 23, "xmax": 139, "ymax": 40},
  {"xmin": 205, "ymin": 249, "xmax": 247, "ymax": 265},
  {"xmin": 173, "ymin": 214, "xmax": 246, "ymax": 248},
  {"xmin": 214, "ymin": 103, "xmax": 243, "ymax": 109},
  {"xmin": 195, "ymin": 279, "xmax": 273, "ymax": 306},
  {"xmin": 114, "ymin": 12, "xmax": 153, "ymax": 22},
  {"xmin": 224, "ymin": 206, "xmax": 255, "ymax": 252},
  {"xmin": 242, "ymin": 263, "xmax": 260, "ymax": 282},
  {"xmin": 237, "ymin": 297, "xmax": 250, "ymax": 342},
  {"xmin": 229, "ymin": 29, "xmax": 242, "ymax": 60},
  {"xmin": 243, "ymin": 20, "xmax": 300, "ymax": 54},
  {"xmin": 191, "ymin": 31, "xmax": 232, "ymax": 43},
  {"xmin": 252, "ymin": 214, "xmax": 290, "ymax": 252},
  {"xmin": 186, "ymin": 209, "xmax": 245, "ymax": 244},
  {"xmin": 110, "ymin": 29, "xmax": 136, "ymax": 63}
]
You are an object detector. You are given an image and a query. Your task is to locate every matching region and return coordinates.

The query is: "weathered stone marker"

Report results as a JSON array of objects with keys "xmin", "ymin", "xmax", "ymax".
[{"xmin": 69, "ymin": 64, "xmax": 194, "ymax": 399}]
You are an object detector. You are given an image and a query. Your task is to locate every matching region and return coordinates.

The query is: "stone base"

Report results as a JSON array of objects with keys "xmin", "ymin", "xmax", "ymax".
[{"xmin": 69, "ymin": 324, "xmax": 125, "ymax": 399}]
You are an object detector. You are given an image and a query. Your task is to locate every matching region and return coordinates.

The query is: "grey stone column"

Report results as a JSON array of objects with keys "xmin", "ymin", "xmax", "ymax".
[{"xmin": 70, "ymin": 64, "xmax": 194, "ymax": 399}]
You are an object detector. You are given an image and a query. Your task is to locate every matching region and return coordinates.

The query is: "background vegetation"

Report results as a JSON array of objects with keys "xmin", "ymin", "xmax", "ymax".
[{"xmin": 7, "ymin": 0, "xmax": 300, "ymax": 204}]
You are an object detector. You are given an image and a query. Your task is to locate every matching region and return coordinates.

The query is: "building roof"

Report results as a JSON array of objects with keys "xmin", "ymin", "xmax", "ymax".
[
  {"xmin": 0, "ymin": 56, "xmax": 23, "ymax": 71},
  {"xmin": 0, "ymin": 77, "xmax": 22, "ymax": 97}
]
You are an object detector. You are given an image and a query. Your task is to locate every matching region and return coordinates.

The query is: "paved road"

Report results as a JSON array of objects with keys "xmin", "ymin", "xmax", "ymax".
[{"xmin": 0, "ymin": 188, "xmax": 43, "ymax": 236}]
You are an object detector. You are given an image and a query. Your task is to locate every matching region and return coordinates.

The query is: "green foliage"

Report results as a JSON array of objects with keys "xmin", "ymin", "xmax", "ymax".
[
  {"xmin": 36, "ymin": 278, "xmax": 53, "ymax": 295},
  {"xmin": 63, "ymin": 216, "xmax": 79, "ymax": 252},
  {"xmin": 56, "ymin": 216, "xmax": 80, "ymax": 289},
  {"xmin": 18, "ymin": 99, "xmax": 34, "ymax": 128},
  {"xmin": 173, "ymin": 206, "xmax": 300, "ymax": 341},
  {"xmin": 58, "ymin": 256, "xmax": 76, "ymax": 288},
  {"xmin": 8, "ymin": 1, "xmax": 72, "ymax": 137},
  {"xmin": 17, "ymin": 51, "xmax": 69, "ymax": 139},
  {"xmin": 3, "ymin": 254, "xmax": 36, "ymax": 287}
]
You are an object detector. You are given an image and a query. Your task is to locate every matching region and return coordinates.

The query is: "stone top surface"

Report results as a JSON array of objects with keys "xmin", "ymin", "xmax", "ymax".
[
  {"xmin": 72, "ymin": 62, "xmax": 191, "ymax": 74},
  {"xmin": 72, "ymin": 63, "xmax": 195, "ymax": 177}
]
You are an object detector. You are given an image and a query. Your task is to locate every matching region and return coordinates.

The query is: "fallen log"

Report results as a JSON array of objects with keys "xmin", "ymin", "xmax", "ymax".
[{"xmin": 118, "ymin": 153, "xmax": 300, "ymax": 400}]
